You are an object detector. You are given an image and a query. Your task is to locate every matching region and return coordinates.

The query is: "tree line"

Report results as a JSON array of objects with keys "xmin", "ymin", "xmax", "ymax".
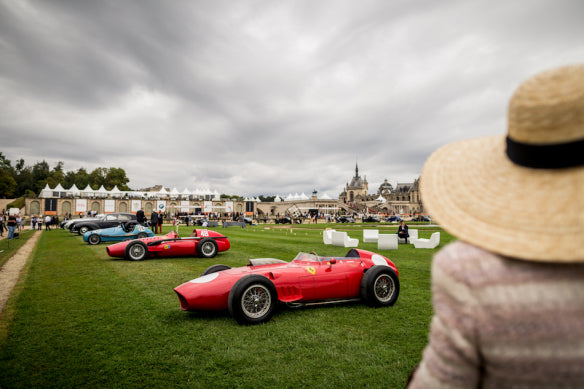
[{"xmin": 0, "ymin": 152, "xmax": 130, "ymax": 199}]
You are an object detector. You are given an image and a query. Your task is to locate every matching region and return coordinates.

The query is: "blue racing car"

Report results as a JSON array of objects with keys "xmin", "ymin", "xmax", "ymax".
[{"xmin": 83, "ymin": 222, "xmax": 154, "ymax": 245}]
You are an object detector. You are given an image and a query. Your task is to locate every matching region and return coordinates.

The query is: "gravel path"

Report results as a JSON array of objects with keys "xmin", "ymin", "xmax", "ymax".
[{"xmin": 0, "ymin": 230, "xmax": 41, "ymax": 314}]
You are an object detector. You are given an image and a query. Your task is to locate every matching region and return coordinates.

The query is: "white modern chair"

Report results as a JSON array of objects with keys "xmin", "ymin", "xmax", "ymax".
[
  {"xmin": 332, "ymin": 231, "xmax": 358, "ymax": 247},
  {"xmin": 377, "ymin": 234, "xmax": 398, "ymax": 250},
  {"xmin": 363, "ymin": 229, "xmax": 379, "ymax": 243},
  {"xmin": 323, "ymin": 229, "xmax": 335, "ymax": 245},
  {"xmin": 398, "ymin": 229, "xmax": 418, "ymax": 244},
  {"xmin": 413, "ymin": 232, "xmax": 440, "ymax": 249}
]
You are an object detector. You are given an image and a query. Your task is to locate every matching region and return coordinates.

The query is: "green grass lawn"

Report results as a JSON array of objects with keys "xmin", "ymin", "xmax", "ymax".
[
  {"xmin": 0, "ymin": 229, "xmax": 35, "ymax": 268},
  {"xmin": 0, "ymin": 223, "xmax": 453, "ymax": 388}
]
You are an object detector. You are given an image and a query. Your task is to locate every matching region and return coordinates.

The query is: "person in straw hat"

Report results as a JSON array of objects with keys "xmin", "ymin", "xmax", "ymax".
[{"xmin": 408, "ymin": 64, "xmax": 584, "ymax": 388}]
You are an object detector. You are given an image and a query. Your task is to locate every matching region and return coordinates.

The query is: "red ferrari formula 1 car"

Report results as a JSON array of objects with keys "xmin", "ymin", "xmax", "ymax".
[
  {"xmin": 174, "ymin": 249, "xmax": 399, "ymax": 325},
  {"xmin": 106, "ymin": 229, "xmax": 230, "ymax": 261}
]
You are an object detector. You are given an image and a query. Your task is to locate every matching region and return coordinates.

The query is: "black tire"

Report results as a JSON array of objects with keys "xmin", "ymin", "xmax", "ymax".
[
  {"xmin": 87, "ymin": 234, "xmax": 101, "ymax": 245},
  {"xmin": 197, "ymin": 238, "xmax": 218, "ymax": 258},
  {"xmin": 201, "ymin": 264, "xmax": 231, "ymax": 276},
  {"xmin": 78, "ymin": 226, "xmax": 90, "ymax": 235},
  {"xmin": 137, "ymin": 232, "xmax": 148, "ymax": 239},
  {"xmin": 228, "ymin": 275, "xmax": 277, "ymax": 325},
  {"xmin": 125, "ymin": 241, "xmax": 148, "ymax": 261},
  {"xmin": 360, "ymin": 266, "xmax": 400, "ymax": 307}
]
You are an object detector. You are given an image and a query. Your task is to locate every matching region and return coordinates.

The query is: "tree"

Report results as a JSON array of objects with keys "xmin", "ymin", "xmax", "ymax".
[
  {"xmin": 89, "ymin": 167, "xmax": 108, "ymax": 189},
  {"xmin": 0, "ymin": 169, "xmax": 17, "ymax": 198},
  {"xmin": 32, "ymin": 160, "xmax": 50, "ymax": 194},
  {"xmin": 104, "ymin": 167, "xmax": 130, "ymax": 191},
  {"xmin": 74, "ymin": 168, "xmax": 90, "ymax": 189}
]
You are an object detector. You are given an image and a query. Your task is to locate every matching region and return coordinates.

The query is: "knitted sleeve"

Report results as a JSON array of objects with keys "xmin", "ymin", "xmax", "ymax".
[
  {"xmin": 408, "ymin": 241, "xmax": 482, "ymax": 388},
  {"xmin": 409, "ymin": 241, "xmax": 584, "ymax": 388}
]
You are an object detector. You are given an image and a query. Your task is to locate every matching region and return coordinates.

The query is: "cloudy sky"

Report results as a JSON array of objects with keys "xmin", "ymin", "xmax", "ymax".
[{"xmin": 1, "ymin": 0, "xmax": 583, "ymax": 197}]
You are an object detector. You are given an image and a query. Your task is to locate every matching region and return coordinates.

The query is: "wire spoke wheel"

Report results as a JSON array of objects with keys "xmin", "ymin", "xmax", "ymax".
[
  {"xmin": 241, "ymin": 284, "xmax": 271, "ymax": 319},
  {"xmin": 201, "ymin": 241, "xmax": 215, "ymax": 256},
  {"xmin": 373, "ymin": 273, "xmax": 395, "ymax": 303},
  {"xmin": 130, "ymin": 245, "xmax": 145, "ymax": 259}
]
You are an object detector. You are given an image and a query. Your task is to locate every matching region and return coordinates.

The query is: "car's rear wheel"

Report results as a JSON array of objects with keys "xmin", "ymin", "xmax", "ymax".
[
  {"xmin": 125, "ymin": 241, "xmax": 148, "ymax": 261},
  {"xmin": 88, "ymin": 234, "xmax": 101, "ymax": 245},
  {"xmin": 137, "ymin": 232, "xmax": 148, "ymax": 239},
  {"xmin": 360, "ymin": 266, "xmax": 399, "ymax": 307},
  {"xmin": 201, "ymin": 264, "xmax": 231, "ymax": 276},
  {"xmin": 228, "ymin": 275, "xmax": 277, "ymax": 325},
  {"xmin": 197, "ymin": 238, "xmax": 218, "ymax": 258}
]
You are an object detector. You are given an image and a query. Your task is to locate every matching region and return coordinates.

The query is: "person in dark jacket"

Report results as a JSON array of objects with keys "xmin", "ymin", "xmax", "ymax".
[
  {"xmin": 136, "ymin": 209, "xmax": 145, "ymax": 225},
  {"xmin": 397, "ymin": 221, "xmax": 409, "ymax": 243},
  {"xmin": 150, "ymin": 211, "xmax": 159, "ymax": 234},
  {"xmin": 157, "ymin": 211, "xmax": 163, "ymax": 234}
]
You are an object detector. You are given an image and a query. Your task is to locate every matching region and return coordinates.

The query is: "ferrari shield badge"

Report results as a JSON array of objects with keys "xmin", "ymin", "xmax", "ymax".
[{"xmin": 307, "ymin": 267, "xmax": 316, "ymax": 275}]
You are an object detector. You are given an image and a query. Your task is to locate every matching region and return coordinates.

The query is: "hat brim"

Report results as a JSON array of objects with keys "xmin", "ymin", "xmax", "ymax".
[{"xmin": 420, "ymin": 135, "xmax": 584, "ymax": 262}]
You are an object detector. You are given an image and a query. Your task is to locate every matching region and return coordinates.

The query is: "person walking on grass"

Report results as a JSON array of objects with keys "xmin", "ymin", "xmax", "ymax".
[
  {"xmin": 408, "ymin": 65, "xmax": 584, "ymax": 388},
  {"xmin": 6, "ymin": 214, "xmax": 16, "ymax": 239}
]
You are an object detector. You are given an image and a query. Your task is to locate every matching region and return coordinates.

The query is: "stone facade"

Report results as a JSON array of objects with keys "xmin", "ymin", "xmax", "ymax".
[
  {"xmin": 338, "ymin": 164, "xmax": 424, "ymax": 216},
  {"xmin": 18, "ymin": 165, "xmax": 425, "ymax": 219}
]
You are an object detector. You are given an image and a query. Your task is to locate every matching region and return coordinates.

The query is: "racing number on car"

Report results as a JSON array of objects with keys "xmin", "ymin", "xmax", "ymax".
[
  {"xmin": 200, "ymin": 230, "xmax": 209, "ymax": 237},
  {"xmin": 137, "ymin": 226, "xmax": 145, "ymax": 231}
]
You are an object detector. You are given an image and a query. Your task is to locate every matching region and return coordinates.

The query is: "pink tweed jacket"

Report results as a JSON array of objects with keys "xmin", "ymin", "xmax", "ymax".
[{"xmin": 408, "ymin": 241, "xmax": 584, "ymax": 389}]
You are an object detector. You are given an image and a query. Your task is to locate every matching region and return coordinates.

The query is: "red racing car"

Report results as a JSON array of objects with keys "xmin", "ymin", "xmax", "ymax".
[
  {"xmin": 106, "ymin": 229, "xmax": 230, "ymax": 261},
  {"xmin": 174, "ymin": 249, "xmax": 399, "ymax": 325}
]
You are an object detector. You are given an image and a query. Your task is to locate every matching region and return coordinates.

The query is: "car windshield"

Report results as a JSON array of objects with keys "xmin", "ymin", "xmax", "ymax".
[
  {"xmin": 293, "ymin": 252, "xmax": 359, "ymax": 263},
  {"xmin": 293, "ymin": 252, "xmax": 324, "ymax": 262}
]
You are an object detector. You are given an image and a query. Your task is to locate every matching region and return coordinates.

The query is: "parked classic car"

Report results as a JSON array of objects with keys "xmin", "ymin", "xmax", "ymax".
[
  {"xmin": 106, "ymin": 229, "xmax": 230, "ymax": 260},
  {"xmin": 71, "ymin": 212, "xmax": 137, "ymax": 235},
  {"xmin": 362, "ymin": 216, "xmax": 380, "ymax": 223},
  {"xmin": 83, "ymin": 222, "xmax": 154, "ymax": 245},
  {"xmin": 236, "ymin": 216, "xmax": 253, "ymax": 225},
  {"xmin": 411, "ymin": 215, "xmax": 432, "ymax": 222},
  {"xmin": 336, "ymin": 215, "xmax": 355, "ymax": 223},
  {"xmin": 385, "ymin": 215, "xmax": 403, "ymax": 223},
  {"xmin": 63, "ymin": 214, "xmax": 105, "ymax": 230},
  {"xmin": 174, "ymin": 249, "xmax": 400, "ymax": 325}
]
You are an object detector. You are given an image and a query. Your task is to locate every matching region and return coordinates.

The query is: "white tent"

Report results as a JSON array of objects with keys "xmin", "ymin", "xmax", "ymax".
[
  {"xmin": 319, "ymin": 193, "xmax": 332, "ymax": 200},
  {"xmin": 274, "ymin": 195, "xmax": 282, "ymax": 202},
  {"xmin": 96, "ymin": 185, "xmax": 108, "ymax": 198},
  {"xmin": 39, "ymin": 183, "xmax": 52, "ymax": 198},
  {"xmin": 82, "ymin": 184, "xmax": 95, "ymax": 197},
  {"xmin": 68, "ymin": 184, "xmax": 80, "ymax": 195},
  {"xmin": 53, "ymin": 183, "xmax": 65, "ymax": 192},
  {"xmin": 110, "ymin": 185, "xmax": 122, "ymax": 198},
  {"xmin": 158, "ymin": 187, "xmax": 169, "ymax": 197}
]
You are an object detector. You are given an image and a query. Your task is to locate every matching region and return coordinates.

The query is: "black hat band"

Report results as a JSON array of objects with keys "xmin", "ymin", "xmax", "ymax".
[{"xmin": 506, "ymin": 136, "xmax": 584, "ymax": 169}]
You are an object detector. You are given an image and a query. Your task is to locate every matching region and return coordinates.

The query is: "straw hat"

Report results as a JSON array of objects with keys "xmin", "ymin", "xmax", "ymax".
[{"xmin": 420, "ymin": 65, "xmax": 584, "ymax": 262}]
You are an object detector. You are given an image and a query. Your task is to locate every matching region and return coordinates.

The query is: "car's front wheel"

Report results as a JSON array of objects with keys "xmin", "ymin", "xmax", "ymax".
[
  {"xmin": 360, "ymin": 266, "xmax": 400, "ymax": 307},
  {"xmin": 137, "ymin": 232, "xmax": 148, "ymax": 239},
  {"xmin": 87, "ymin": 234, "xmax": 101, "ymax": 245},
  {"xmin": 228, "ymin": 275, "xmax": 277, "ymax": 325},
  {"xmin": 78, "ymin": 226, "xmax": 89, "ymax": 235},
  {"xmin": 125, "ymin": 241, "xmax": 148, "ymax": 261},
  {"xmin": 197, "ymin": 238, "xmax": 218, "ymax": 258}
]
